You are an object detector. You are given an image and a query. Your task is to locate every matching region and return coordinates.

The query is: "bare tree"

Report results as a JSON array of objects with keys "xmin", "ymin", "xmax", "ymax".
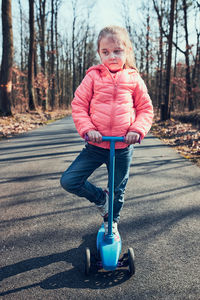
[
  {"xmin": 120, "ymin": 0, "xmax": 132, "ymax": 36},
  {"xmin": 28, "ymin": 0, "xmax": 36, "ymax": 110},
  {"xmin": 18, "ymin": 0, "xmax": 24, "ymax": 71},
  {"xmin": 154, "ymin": 0, "xmax": 164, "ymax": 110},
  {"xmin": 55, "ymin": 0, "xmax": 62, "ymax": 107},
  {"xmin": 171, "ymin": 0, "xmax": 179, "ymax": 112},
  {"xmin": 183, "ymin": 0, "xmax": 194, "ymax": 111},
  {"xmin": 72, "ymin": 0, "xmax": 78, "ymax": 96},
  {"xmin": 0, "ymin": 0, "xmax": 13, "ymax": 116},
  {"xmin": 64, "ymin": 37, "xmax": 73, "ymax": 107},
  {"xmin": 153, "ymin": 0, "xmax": 176, "ymax": 120},
  {"xmin": 50, "ymin": 0, "xmax": 56, "ymax": 109},
  {"xmin": 145, "ymin": 4, "xmax": 150, "ymax": 87},
  {"xmin": 37, "ymin": 0, "xmax": 48, "ymax": 110},
  {"xmin": 164, "ymin": 0, "xmax": 176, "ymax": 119},
  {"xmin": 38, "ymin": 0, "xmax": 46, "ymax": 75},
  {"xmin": 191, "ymin": 1, "xmax": 200, "ymax": 109}
]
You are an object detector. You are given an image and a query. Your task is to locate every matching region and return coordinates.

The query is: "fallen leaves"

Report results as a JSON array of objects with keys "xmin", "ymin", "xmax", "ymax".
[
  {"xmin": 151, "ymin": 117, "xmax": 200, "ymax": 167},
  {"xmin": 0, "ymin": 110, "xmax": 71, "ymax": 139}
]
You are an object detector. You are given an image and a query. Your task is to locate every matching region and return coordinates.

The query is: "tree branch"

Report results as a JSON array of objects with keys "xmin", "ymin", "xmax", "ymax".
[{"xmin": 152, "ymin": 0, "xmax": 186, "ymax": 55}]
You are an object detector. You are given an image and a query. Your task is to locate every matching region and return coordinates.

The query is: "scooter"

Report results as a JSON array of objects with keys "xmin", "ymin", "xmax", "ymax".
[{"xmin": 84, "ymin": 136, "xmax": 136, "ymax": 276}]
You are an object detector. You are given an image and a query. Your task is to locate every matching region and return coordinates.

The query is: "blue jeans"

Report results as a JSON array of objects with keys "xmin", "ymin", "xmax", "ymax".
[{"xmin": 60, "ymin": 143, "xmax": 133, "ymax": 223}]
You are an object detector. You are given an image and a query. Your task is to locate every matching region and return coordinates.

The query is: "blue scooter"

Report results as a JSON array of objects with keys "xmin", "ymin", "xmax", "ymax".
[{"xmin": 84, "ymin": 136, "xmax": 136, "ymax": 276}]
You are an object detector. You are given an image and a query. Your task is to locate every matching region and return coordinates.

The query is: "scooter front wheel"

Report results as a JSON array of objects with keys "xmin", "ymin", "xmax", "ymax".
[
  {"xmin": 84, "ymin": 247, "xmax": 91, "ymax": 275},
  {"xmin": 128, "ymin": 247, "xmax": 135, "ymax": 276}
]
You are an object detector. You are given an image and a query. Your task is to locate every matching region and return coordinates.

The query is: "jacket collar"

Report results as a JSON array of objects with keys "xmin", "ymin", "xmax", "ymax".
[
  {"xmin": 86, "ymin": 64, "xmax": 108, "ymax": 76},
  {"xmin": 86, "ymin": 64, "xmax": 136, "ymax": 77}
]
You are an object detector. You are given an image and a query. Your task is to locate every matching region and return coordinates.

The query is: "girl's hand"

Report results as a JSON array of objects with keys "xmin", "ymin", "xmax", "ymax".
[
  {"xmin": 87, "ymin": 130, "xmax": 102, "ymax": 143},
  {"xmin": 125, "ymin": 131, "xmax": 140, "ymax": 144}
]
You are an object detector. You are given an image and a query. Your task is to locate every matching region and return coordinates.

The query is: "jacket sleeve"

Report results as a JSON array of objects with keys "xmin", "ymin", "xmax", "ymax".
[
  {"xmin": 129, "ymin": 74, "xmax": 154, "ymax": 139},
  {"xmin": 71, "ymin": 72, "xmax": 97, "ymax": 138}
]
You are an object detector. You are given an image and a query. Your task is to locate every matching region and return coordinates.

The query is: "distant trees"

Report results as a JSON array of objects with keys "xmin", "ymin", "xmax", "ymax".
[
  {"xmin": 125, "ymin": 0, "xmax": 200, "ymax": 120},
  {"xmin": 0, "ymin": 0, "xmax": 98, "ymax": 115},
  {"xmin": 0, "ymin": 0, "xmax": 199, "ymax": 119}
]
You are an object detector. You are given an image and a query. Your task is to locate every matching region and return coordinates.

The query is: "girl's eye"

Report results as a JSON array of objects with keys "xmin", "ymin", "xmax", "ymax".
[
  {"xmin": 114, "ymin": 50, "xmax": 123, "ymax": 54},
  {"xmin": 102, "ymin": 51, "xmax": 108, "ymax": 55}
]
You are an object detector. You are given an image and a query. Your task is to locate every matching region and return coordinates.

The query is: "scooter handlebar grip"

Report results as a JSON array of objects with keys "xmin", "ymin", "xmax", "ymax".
[{"xmin": 122, "ymin": 136, "xmax": 141, "ymax": 144}]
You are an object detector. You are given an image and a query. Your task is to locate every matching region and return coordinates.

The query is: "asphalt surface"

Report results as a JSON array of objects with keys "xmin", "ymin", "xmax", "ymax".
[{"xmin": 0, "ymin": 116, "xmax": 200, "ymax": 300}]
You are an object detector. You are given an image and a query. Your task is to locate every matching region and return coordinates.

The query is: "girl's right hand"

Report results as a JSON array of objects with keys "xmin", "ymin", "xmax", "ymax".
[{"xmin": 87, "ymin": 130, "xmax": 102, "ymax": 143}]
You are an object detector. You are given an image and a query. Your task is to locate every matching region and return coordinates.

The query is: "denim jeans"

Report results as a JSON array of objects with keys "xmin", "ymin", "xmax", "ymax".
[{"xmin": 60, "ymin": 143, "xmax": 134, "ymax": 223}]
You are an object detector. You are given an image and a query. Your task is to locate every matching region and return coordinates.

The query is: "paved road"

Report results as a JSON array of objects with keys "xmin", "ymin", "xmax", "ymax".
[{"xmin": 0, "ymin": 116, "xmax": 200, "ymax": 300}]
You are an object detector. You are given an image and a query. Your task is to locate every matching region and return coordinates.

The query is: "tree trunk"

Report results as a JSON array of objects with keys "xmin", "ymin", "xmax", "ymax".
[
  {"xmin": 183, "ymin": 0, "xmax": 194, "ymax": 111},
  {"xmin": 82, "ymin": 24, "xmax": 89, "ymax": 78},
  {"xmin": 171, "ymin": 0, "xmax": 178, "ymax": 112},
  {"xmin": 18, "ymin": 0, "xmax": 24, "ymax": 71},
  {"xmin": 158, "ymin": 0, "xmax": 164, "ymax": 111},
  {"xmin": 50, "ymin": 0, "xmax": 55, "ymax": 109},
  {"xmin": 55, "ymin": 0, "xmax": 59, "ymax": 108},
  {"xmin": 39, "ymin": 0, "xmax": 46, "ymax": 75},
  {"xmin": 145, "ymin": 6, "xmax": 150, "ymax": 86},
  {"xmin": 28, "ymin": 0, "xmax": 36, "ymax": 111},
  {"xmin": 163, "ymin": 0, "xmax": 176, "ymax": 120},
  {"xmin": 38, "ymin": 0, "xmax": 48, "ymax": 110},
  {"xmin": 192, "ymin": 36, "xmax": 199, "ymax": 109},
  {"xmin": 0, "ymin": 0, "xmax": 13, "ymax": 116},
  {"xmin": 72, "ymin": 7, "xmax": 76, "ymax": 96}
]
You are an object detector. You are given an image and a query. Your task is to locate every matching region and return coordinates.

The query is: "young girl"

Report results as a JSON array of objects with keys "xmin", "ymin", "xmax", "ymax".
[{"xmin": 60, "ymin": 26, "xmax": 153, "ymax": 240}]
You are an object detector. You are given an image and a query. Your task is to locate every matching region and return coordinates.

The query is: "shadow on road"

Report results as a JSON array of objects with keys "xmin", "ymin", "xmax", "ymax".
[{"xmin": 0, "ymin": 233, "xmax": 131, "ymax": 297}]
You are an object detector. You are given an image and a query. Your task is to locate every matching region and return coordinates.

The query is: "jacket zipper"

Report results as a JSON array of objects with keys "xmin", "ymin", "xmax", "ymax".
[
  {"xmin": 110, "ymin": 82, "xmax": 118, "ymax": 131},
  {"xmin": 103, "ymin": 65, "xmax": 120, "ymax": 133}
]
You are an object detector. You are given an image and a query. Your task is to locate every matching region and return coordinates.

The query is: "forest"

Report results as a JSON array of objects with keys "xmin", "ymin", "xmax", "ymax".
[{"xmin": 0, "ymin": 0, "xmax": 199, "ymax": 122}]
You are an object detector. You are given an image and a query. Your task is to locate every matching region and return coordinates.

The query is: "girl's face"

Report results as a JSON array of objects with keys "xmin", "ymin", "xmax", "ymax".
[{"xmin": 98, "ymin": 35, "xmax": 127, "ymax": 72}]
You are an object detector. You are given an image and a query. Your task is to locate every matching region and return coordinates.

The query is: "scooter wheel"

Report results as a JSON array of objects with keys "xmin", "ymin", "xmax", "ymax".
[
  {"xmin": 84, "ymin": 247, "xmax": 91, "ymax": 275},
  {"xmin": 128, "ymin": 247, "xmax": 135, "ymax": 276}
]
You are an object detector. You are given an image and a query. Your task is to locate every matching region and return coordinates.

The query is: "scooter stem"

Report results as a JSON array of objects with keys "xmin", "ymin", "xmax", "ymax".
[
  {"xmin": 101, "ymin": 136, "xmax": 125, "ymax": 240},
  {"xmin": 108, "ymin": 140, "xmax": 115, "ymax": 237}
]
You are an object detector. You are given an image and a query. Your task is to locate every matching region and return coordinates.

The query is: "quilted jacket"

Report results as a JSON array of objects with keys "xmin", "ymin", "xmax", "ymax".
[{"xmin": 71, "ymin": 64, "xmax": 153, "ymax": 149}]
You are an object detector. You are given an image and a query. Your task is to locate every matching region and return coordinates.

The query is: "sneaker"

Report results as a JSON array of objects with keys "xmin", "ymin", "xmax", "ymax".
[
  {"xmin": 104, "ymin": 221, "xmax": 120, "ymax": 241},
  {"xmin": 112, "ymin": 222, "xmax": 120, "ymax": 241},
  {"xmin": 96, "ymin": 190, "xmax": 109, "ymax": 218}
]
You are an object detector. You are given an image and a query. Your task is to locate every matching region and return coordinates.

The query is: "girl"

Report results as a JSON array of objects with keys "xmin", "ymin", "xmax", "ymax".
[{"xmin": 60, "ymin": 26, "xmax": 153, "ymax": 240}]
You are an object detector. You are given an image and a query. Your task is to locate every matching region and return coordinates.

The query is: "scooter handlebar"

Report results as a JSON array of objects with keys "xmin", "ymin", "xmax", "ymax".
[{"xmin": 84, "ymin": 135, "xmax": 141, "ymax": 144}]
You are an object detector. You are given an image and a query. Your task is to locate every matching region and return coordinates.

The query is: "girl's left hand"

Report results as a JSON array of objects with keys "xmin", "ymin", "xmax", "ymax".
[{"xmin": 125, "ymin": 131, "xmax": 140, "ymax": 144}]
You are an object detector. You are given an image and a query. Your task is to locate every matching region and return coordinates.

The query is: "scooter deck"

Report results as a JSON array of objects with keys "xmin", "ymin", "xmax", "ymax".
[{"xmin": 97, "ymin": 223, "xmax": 122, "ymax": 271}]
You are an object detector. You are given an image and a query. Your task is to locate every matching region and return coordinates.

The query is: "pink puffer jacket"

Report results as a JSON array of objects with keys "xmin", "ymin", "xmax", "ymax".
[{"xmin": 72, "ymin": 64, "xmax": 153, "ymax": 149}]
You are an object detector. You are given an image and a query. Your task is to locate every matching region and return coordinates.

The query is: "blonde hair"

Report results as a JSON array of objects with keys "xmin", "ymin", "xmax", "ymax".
[{"xmin": 97, "ymin": 26, "xmax": 138, "ymax": 71}]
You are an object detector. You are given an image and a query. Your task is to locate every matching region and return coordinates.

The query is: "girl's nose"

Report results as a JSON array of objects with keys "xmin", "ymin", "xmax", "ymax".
[{"xmin": 109, "ymin": 52, "xmax": 115, "ymax": 59}]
